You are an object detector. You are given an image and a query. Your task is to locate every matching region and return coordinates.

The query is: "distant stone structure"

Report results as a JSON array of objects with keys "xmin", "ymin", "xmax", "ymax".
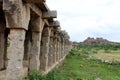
[
  {"xmin": 83, "ymin": 37, "xmax": 108, "ymax": 45},
  {"xmin": 0, "ymin": 0, "xmax": 72, "ymax": 80}
]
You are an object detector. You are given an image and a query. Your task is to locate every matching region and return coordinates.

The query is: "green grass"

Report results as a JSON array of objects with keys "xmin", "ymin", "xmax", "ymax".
[
  {"xmin": 25, "ymin": 49, "xmax": 120, "ymax": 80},
  {"xmin": 52, "ymin": 53, "xmax": 120, "ymax": 80}
]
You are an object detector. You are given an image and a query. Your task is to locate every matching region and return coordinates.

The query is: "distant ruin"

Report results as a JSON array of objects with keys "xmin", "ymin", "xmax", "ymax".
[{"xmin": 0, "ymin": 0, "xmax": 72, "ymax": 80}]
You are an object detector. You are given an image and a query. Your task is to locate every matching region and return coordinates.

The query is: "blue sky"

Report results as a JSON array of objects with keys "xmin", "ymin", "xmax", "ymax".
[{"xmin": 47, "ymin": 0, "xmax": 120, "ymax": 42}]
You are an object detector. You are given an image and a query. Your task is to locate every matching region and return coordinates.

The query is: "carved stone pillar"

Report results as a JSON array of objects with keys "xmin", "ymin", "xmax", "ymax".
[
  {"xmin": 0, "ymin": 8, "xmax": 5, "ymax": 70},
  {"xmin": 40, "ymin": 26, "xmax": 51, "ymax": 71},
  {"xmin": 0, "ymin": 32, "xmax": 5, "ymax": 70},
  {"xmin": 7, "ymin": 29, "xmax": 25, "ymax": 79},
  {"xmin": 64, "ymin": 40, "xmax": 67, "ymax": 56},
  {"xmin": 29, "ymin": 17, "xmax": 44, "ymax": 71},
  {"xmin": 56, "ymin": 38, "xmax": 59, "ymax": 62},
  {"xmin": 29, "ymin": 32, "xmax": 41, "ymax": 71},
  {"xmin": 48, "ymin": 36, "xmax": 53, "ymax": 67},
  {"xmin": 3, "ymin": 1, "xmax": 30, "ymax": 79},
  {"xmin": 48, "ymin": 30, "xmax": 54, "ymax": 67},
  {"xmin": 53, "ymin": 37, "xmax": 57, "ymax": 63},
  {"xmin": 61, "ymin": 38, "xmax": 64, "ymax": 58},
  {"xmin": 58, "ymin": 38, "xmax": 62, "ymax": 60}
]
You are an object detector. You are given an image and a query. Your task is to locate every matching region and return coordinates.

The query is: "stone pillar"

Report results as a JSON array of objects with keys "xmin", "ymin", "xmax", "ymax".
[
  {"xmin": 29, "ymin": 32, "xmax": 41, "ymax": 71},
  {"xmin": 48, "ymin": 36, "xmax": 54, "ymax": 67},
  {"xmin": 40, "ymin": 27, "xmax": 51, "ymax": 71},
  {"xmin": 0, "ymin": 10, "xmax": 5, "ymax": 70},
  {"xmin": 0, "ymin": 32, "xmax": 5, "ymax": 70},
  {"xmin": 58, "ymin": 39, "xmax": 62, "ymax": 60},
  {"xmin": 3, "ymin": 1, "xmax": 30, "ymax": 79},
  {"xmin": 57, "ymin": 37, "xmax": 62, "ymax": 61},
  {"xmin": 53, "ymin": 37, "xmax": 57, "ymax": 63},
  {"xmin": 48, "ymin": 28, "xmax": 54, "ymax": 67},
  {"xmin": 64, "ymin": 40, "xmax": 67, "ymax": 56},
  {"xmin": 56, "ymin": 38, "xmax": 59, "ymax": 62},
  {"xmin": 60, "ymin": 38, "xmax": 62, "ymax": 59},
  {"xmin": 61, "ymin": 38, "xmax": 64, "ymax": 58},
  {"xmin": 7, "ymin": 29, "xmax": 25, "ymax": 79},
  {"xmin": 28, "ymin": 17, "xmax": 44, "ymax": 71},
  {"xmin": 24, "ymin": 30, "xmax": 32, "ymax": 67}
]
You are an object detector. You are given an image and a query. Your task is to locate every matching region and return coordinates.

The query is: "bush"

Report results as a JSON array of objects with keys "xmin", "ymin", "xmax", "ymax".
[
  {"xmin": 27, "ymin": 70, "xmax": 44, "ymax": 80},
  {"xmin": 45, "ymin": 70, "xmax": 56, "ymax": 80}
]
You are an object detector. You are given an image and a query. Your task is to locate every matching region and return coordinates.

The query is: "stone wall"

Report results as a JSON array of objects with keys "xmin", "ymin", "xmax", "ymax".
[{"xmin": 0, "ymin": 0, "xmax": 72, "ymax": 80}]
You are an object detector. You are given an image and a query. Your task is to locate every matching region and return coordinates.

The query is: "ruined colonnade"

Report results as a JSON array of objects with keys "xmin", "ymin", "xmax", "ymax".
[{"xmin": 0, "ymin": 0, "xmax": 72, "ymax": 80}]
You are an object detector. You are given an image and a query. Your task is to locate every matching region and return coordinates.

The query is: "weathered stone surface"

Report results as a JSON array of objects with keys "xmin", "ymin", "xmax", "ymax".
[
  {"xmin": 6, "ymin": 29, "xmax": 25, "ymax": 79},
  {"xmin": 0, "ymin": 20, "xmax": 5, "ymax": 70},
  {"xmin": 3, "ymin": 0, "xmax": 23, "ymax": 28},
  {"xmin": 83, "ymin": 37, "xmax": 108, "ymax": 45},
  {"xmin": 0, "ymin": 32, "xmax": 5, "ymax": 70},
  {"xmin": 31, "ymin": 17, "xmax": 44, "ymax": 32},
  {"xmin": 48, "ymin": 37, "xmax": 53, "ymax": 67},
  {"xmin": 53, "ymin": 38, "xmax": 57, "ymax": 63},
  {"xmin": 24, "ymin": 30, "xmax": 32, "ymax": 64},
  {"xmin": 40, "ymin": 27, "xmax": 51, "ymax": 71},
  {"xmin": 42, "ymin": 10, "xmax": 57, "ymax": 19},
  {"xmin": 48, "ymin": 30, "xmax": 54, "ymax": 67},
  {"xmin": 4, "ymin": 0, "xmax": 30, "ymax": 30},
  {"xmin": 22, "ymin": 3, "xmax": 30, "ymax": 30},
  {"xmin": 24, "ymin": 0, "xmax": 45, "ymax": 3},
  {"xmin": 29, "ymin": 32, "xmax": 41, "ymax": 71},
  {"xmin": 28, "ymin": 4, "xmax": 42, "ymax": 17},
  {"xmin": 49, "ymin": 21, "xmax": 60, "ymax": 27}
]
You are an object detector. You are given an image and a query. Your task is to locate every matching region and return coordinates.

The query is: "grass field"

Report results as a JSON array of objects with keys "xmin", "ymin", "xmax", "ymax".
[
  {"xmin": 25, "ymin": 48, "xmax": 120, "ymax": 80},
  {"xmin": 50, "ymin": 49, "xmax": 120, "ymax": 80},
  {"xmin": 92, "ymin": 50, "xmax": 120, "ymax": 63}
]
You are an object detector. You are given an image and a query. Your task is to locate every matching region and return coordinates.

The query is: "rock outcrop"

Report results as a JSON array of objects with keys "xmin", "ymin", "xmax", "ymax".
[{"xmin": 83, "ymin": 37, "xmax": 108, "ymax": 45}]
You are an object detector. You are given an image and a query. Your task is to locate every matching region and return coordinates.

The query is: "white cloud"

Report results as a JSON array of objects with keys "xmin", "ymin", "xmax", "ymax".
[{"xmin": 47, "ymin": 0, "xmax": 120, "ymax": 42}]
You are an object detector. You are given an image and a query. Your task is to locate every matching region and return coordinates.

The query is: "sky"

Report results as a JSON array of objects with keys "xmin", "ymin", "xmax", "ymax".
[{"xmin": 46, "ymin": 0, "xmax": 120, "ymax": 42}]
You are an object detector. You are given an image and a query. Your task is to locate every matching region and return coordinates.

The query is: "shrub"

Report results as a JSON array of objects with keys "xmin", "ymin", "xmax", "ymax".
[
  {"xmin": 45, "ymin": 70, "xmax": 56, "ymax": 80},
  {"xmin": 27, "ymin": 70, "xmax": 44, "ymax": 80}
]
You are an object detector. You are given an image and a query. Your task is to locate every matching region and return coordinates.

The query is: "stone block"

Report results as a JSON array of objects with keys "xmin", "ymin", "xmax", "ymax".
[
  {"xmin": 49, "ymin": 21, "xmax": 60, "ymax": 27},
  {"xmin": 4, "ymin": 0, "xmax": 30, "ymax": 30},
  {"xmin": 42, "ymin": 10, "xmax": 57, "ymax": 19},
  {"xmin": 22, "ymin": 4, "xmax": 30, "ymax": 30},
  {"xmin": 31, "ymin": 17, "xmax": 45, "ymax": 32},
  {"xmin": 24, "ymin": 0, "xmax": 45, "ymax": 3}
]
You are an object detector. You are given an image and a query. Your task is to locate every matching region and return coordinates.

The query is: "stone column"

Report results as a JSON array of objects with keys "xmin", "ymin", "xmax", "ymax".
[
  {"xmin": 59, "ymin": 39, "xmax": 62, "ymax": 60},
  {"xmin": 56, "ymin": 38, "xmax": 59, "ymax": 62},
  {"xmin": 64, "ymin": 40, "xmax": 67, "ymax": 56},
  {"xmin": 29, "ymin": 32, "xmax": 41, "ymax": 71},
  {"xmin": 48, "ymin": 36, "xmax": 54, "ymax": 67},
  {"xmin": 0, "ymin": 10, "xmax": 5, "ymax": 70},
  {"xmin": 40, "ymin": 27, "xmax": 51, "ymax": 71},
  {"xmin": 48, "ymin": 28, "xmax": 54, "ymax": 67},
  {"xmin": 7, "ymin": 29, "xmax": 25, "ymax": 79},
  {"xmin": 53, "ymin": 37, "xmax": 57, "ymax": 63},
  {"xmin": 29, "ymin": 17, "xmax": 44, "ymax": 71},
  {"xmin": 0, "ymin": 32, "xmax": 5, "ymax": 70},
  {"xmin": 3, "ymin": 1, "xmax": 30, "ymax": 79},
  {"xmin": 24, "ymin": 30, "xmax": 32, "ymax": 67},
  {"xmin": 61, "ymin": 38, "xmax": 64, "ymax": 58}
]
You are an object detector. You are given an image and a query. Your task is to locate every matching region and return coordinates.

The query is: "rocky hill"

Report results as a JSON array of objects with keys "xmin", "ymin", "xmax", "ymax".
[{"xmin": 83, "ymin": 37, "xmax": 116, "ymax": 45}]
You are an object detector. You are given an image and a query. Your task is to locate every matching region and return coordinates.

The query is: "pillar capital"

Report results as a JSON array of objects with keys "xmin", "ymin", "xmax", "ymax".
[
  {"xmin": 31, "ymin": 17, "xmax": 45, "ymax": 32},
  {"xmin": 4, "ymin": 1, "xmax": 30, "ymax": 30}
]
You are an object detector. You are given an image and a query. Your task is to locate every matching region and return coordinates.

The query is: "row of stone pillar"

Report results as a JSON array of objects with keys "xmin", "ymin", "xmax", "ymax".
[
  {"xmin": 0, "ymin": 0, "xmax": 72, "ymax": 80},
  {"xmin": 0, "ymin": 24, "xmax": 72, "ymax": 80}
]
